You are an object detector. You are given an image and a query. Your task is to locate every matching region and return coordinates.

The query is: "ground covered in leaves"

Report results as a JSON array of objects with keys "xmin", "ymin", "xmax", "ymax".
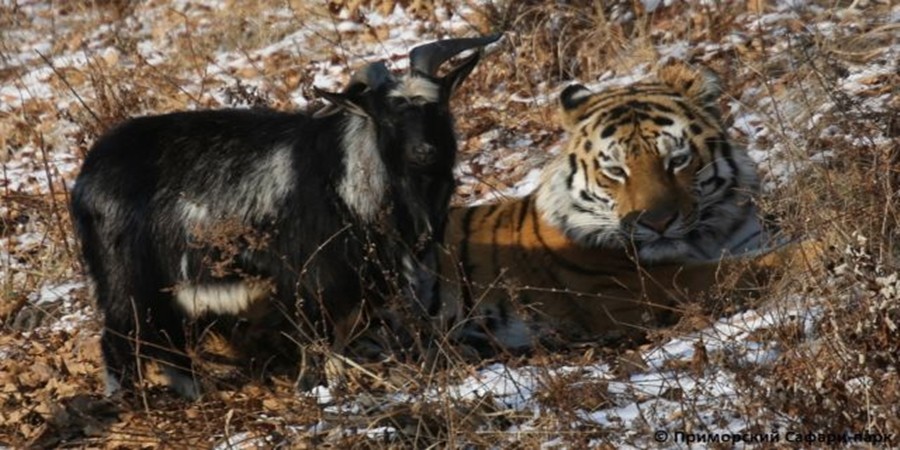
[{"xmin": 1, "ymin": 0, "xmax": 898, "ymax": 448}]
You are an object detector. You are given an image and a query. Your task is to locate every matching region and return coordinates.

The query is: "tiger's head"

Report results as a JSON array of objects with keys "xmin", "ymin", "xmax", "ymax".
[{"xmin": 535, "ymin": 62, "xmax": 759, "ymax": 262}]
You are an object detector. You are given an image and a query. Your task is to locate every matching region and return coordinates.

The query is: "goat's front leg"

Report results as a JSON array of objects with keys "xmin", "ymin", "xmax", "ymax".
[{"xmin": 292, "ymin": 298, "xmax": 366, "ymax": 391}]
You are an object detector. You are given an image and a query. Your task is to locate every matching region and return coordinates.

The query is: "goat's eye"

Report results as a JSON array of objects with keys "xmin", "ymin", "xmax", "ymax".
[
  {"xmin": 669, "ymin": 154, "xmax": 691, "ymax": 170},
  {"xmin": 411, "ymin": 96, "xmax": 431, "ymax": 106},
  {"xmin": 604, "ymin": 166, "xmax": 627, "ymax": 180},
  {"xmin": 394, "ymin": 96, "xmax": 431, "ymax": 109},
  {"xmin": 390, "ymin": 97, "xmax": 412, "ymax": 109},
  {"xmin": 392, "ymin": 96, "xmax": 430, "ymax": 109}
]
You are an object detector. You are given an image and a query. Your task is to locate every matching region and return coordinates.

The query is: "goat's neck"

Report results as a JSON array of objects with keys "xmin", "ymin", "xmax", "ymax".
[{"xmin": 337, "ymin": 115, "xmax": 388, "ymax": 222}]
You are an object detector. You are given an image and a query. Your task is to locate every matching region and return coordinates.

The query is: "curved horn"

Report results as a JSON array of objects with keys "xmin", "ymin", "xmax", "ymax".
[
  {"xmin": 347, "ymin": 61, "xmax": 392, "ymax": 91},
  {"xmin": 409, "ymin": 33, "xmax": 502, "ymax": 77}
]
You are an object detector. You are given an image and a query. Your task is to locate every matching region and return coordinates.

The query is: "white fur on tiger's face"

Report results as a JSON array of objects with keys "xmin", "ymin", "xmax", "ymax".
[{"xmin": 535, "ymin": 62, "xmax": 760, "ymax": 263}]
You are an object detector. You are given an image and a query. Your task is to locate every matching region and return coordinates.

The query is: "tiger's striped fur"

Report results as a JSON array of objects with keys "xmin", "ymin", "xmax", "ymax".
[{"xmin": 437, "ymin": 62, "xmax": 766, "ymax": 353}]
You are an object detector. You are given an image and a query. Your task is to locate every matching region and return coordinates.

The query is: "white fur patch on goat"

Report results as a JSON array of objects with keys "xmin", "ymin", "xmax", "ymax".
[
  {"xmin": 389, "ymin": 77, "xmax": 440, "ymax": 102},
  {"xmin": 180, "ymin": 254, "xmax": 188, "ymax": 279},
  {"xmin": 104, "ymin": 369, "xmax": 121, "ymax": 397},
  {"xmin": 179, "ymin": 199, "xmax": 210, "ymax": 225},
  {"xmin": 178, "ymin": 146, "xmax": 295, "ymax": 227},
  {"xmin": 175, "ymin": 282, "xmax": 269, "ymax": 317},
  {"xmin": 338, "ymin": 115, "xmax": 388, "ymax": 221},
  {"xmin": 236, "ymin": 145, "xmax": 295, "ymax": 222}
]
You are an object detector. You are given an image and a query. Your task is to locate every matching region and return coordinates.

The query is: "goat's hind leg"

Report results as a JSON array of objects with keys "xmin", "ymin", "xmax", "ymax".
[
  {"xmin": 99, "ymin": 316, "xmax": 140, "ymax": 397},
  {"xmin": 147, "ymin": 298, "xmax": 201, "ymax": 400},
  {"xmin": 101, "ymin": 293, "xmax": 201, "ymax": 400}
]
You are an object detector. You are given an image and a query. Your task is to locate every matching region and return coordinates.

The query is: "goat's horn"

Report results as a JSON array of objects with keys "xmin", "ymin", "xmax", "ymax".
[
  {"xmin": 348, "ymin": 61, "xmax": 392, "ymax": 90},
  {"xmin": 409, "ymin": 33, "xmax": 502, "ymax": 77}
]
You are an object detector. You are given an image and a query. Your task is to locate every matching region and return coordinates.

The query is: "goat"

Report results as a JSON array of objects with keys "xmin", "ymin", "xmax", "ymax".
[{"xmin": 70, "ymin": 34, "xmax": 500, "ymax": 399}]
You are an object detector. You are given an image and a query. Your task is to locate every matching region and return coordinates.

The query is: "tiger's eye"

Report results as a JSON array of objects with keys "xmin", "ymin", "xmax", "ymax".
[
  {"xmin": 605, "ymin": 167, "xmax": 627, "ymax": 179},
  {"xmin": 669, "ymin": 154, "xmax": 691, "ymax": 169}
]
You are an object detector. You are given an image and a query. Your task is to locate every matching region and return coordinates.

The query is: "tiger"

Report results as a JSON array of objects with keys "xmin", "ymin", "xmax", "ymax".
[{"xmin": 436, "ymin": 61, "xmax": 793, "ymax": 354}]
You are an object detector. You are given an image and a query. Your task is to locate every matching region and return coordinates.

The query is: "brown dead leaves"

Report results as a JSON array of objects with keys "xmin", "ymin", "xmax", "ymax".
[{"xmin": 0, "ymin": 325, "xmax": 103, "ymax": 446}]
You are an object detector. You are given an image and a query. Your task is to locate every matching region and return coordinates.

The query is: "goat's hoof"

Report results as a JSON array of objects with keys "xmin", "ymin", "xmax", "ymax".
[{"xmin": 163, "ymin": 367, "xmax": 201, "ymax": 400}]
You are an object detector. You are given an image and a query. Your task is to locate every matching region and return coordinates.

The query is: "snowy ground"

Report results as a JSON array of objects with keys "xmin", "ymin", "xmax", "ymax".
[{"xmin": 1, "ymin": 0, "xmax": 898, "ymax": 447}]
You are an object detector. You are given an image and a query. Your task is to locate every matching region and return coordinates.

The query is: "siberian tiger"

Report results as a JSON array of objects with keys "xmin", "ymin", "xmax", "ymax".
[{"xmin": 437, "ymin": 62, "xmax": 792, "ymax": 354}]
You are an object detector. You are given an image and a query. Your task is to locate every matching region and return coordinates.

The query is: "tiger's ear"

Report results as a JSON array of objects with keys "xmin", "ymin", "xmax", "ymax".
[
  {"xmin": 657, "ymin": 61, "xmax": 722, "ymax": 114},
  {"xmin": 558, "ymin": 84, "xmax": 593, "ymax": 129}
]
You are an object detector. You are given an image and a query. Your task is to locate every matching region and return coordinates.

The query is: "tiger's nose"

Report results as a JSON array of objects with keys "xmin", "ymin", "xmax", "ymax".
[{"xmin": 637, "ymin": 210, "xmax": 678, "ymax": 234}]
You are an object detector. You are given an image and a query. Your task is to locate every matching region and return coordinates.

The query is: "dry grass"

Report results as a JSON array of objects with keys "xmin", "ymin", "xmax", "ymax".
[{"xmin": 1, "ymin": 0, "xmax": 897, "ymax": 447}]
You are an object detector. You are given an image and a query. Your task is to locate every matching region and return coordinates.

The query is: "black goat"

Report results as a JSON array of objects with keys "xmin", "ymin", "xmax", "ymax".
[{"xmin": 70, "ymin": 35, "xmax": 500, "ymax": 399}]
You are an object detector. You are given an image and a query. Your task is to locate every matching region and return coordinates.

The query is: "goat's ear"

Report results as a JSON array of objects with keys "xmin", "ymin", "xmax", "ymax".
[
  {"xmin": 314, "ymin": 87, "xmax": 370, "ymax": 118},
  {"xmin": 440, "ymin": 50, "xmax": 482, "ymax": 97}
]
